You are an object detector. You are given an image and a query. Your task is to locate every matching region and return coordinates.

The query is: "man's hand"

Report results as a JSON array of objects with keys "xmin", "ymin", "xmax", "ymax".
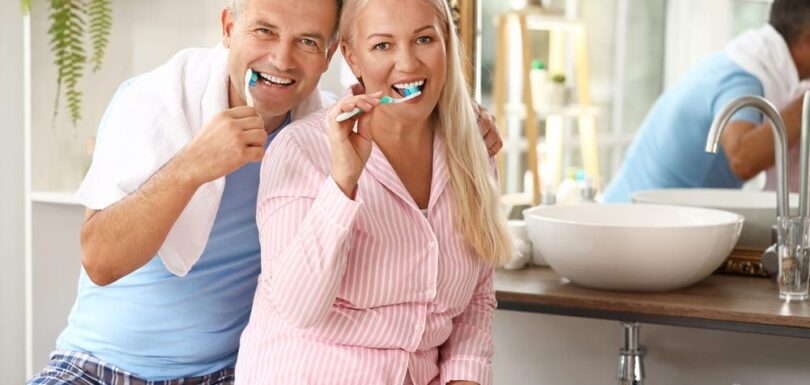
[
  {"xmin": 80, "ymin": 106, "xmax": 266, "ymax": 286},
  {"xmin": 177, "ymin": 106, "xmax": 266, "ymax": 185},
  {"xmin": 474, "ymin": 103, "xmax": 502, "ymax": 156}
]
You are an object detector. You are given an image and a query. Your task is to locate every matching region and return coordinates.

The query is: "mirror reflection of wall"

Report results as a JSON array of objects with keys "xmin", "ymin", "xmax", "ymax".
[{"xmin": 479, "ymin": 0, "xmax": 770, "ymax": 199}]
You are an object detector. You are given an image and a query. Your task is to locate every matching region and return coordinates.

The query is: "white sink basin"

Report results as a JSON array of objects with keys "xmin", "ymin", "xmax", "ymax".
[
  {"xmin": 631, "ymin": 189, "xmax": 798, "ymax": 250},
  {"xmin": 524, "ymin": 204, "xmax": 743, "ymax": 291}
]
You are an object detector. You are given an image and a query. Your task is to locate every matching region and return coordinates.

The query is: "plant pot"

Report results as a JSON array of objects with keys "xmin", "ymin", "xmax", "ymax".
[
  {"xmin": 548, "ymin": 83, "xmax": 569, "ymax": 106},
  {"xmin": 530, "ymin": 74, "xmax": 548, "ymax": 113}
]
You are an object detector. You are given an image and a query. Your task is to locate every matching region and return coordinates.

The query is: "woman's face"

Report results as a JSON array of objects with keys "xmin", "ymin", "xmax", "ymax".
[{"xmin": 343, "ymin": 0, "xmax": 447, "ymax": 125}]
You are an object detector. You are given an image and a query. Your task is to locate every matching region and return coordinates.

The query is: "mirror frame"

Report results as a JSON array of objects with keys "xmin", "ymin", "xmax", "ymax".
[{"xmin": 448, "ymin": 0, "xmax": 477, "ymax": 89}]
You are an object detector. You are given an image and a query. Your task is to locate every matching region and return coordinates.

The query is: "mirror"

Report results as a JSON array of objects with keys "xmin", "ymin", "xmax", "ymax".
[
  {"xmin": 456, "ymin": 0, "xmax": 774, "ymax": 276},
  {"xmin": 456, "ymin": 0, "xmax": 771, "ymax": 204}
]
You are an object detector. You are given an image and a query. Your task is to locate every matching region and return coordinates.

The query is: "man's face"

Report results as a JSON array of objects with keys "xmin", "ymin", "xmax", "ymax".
[{"xmin": 222, "ymin": 0, "xmax": 338, "ymax": 122}]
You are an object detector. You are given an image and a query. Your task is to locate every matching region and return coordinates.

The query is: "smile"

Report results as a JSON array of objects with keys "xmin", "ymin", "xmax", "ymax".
[
  {"xmin": 392, "ymin": 79, "xmax": 426, "ymax": 97},
  {"xmin": 254, "ymin": 70, "xmax": 296, "ymax": 87}
]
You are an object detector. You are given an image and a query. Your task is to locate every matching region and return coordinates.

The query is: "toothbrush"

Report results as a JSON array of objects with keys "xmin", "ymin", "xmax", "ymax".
[
  {"xmin": 335, "ymin": 87, "xmax": 422, "ymax": 122},
  {"xmin": 244, "ymin": 69, "xmax": 258, "ymax": 107}
]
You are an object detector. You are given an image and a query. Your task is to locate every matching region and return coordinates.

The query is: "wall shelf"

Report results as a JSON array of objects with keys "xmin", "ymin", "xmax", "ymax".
[
  {"xmin": 493, "ymin": 9, "xmax": 600, "ymax": 205},
  {"xmin": 523, "ymin": 14, "xmax": 584, "ymax": 32},
  {"xmin": 30, "ymin": 191, "xmax": 80, "ymax": 206},
  {"xmin": 503, "ymin": 102, "xmax": 599, "ymax": 119}
]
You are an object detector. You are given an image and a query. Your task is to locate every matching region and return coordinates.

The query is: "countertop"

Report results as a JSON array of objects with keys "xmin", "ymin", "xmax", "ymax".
[{"xmin": 495, "ymin": 267, "xmax": 810, "ymax": 338}]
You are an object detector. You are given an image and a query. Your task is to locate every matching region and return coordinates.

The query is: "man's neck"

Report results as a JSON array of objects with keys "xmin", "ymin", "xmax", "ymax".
[
  {"xmin": 790, "ymin": 34, "xmax": 810, "ymax": 80},
  {"xmin": 264, "ymin": 114, "xmax": 289, "ymax": 134}
]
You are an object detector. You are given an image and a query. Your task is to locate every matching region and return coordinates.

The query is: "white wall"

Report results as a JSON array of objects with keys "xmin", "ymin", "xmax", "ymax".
[
  {"xmin": 0, "ymin": 1, "xmax": 26, "ymax": 383},
  {"xmin": 664, "ymin": 0, "xmax": 733, "ymax": 88}
]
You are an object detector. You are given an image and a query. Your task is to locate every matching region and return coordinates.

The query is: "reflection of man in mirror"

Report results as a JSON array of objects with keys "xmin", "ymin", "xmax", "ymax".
[
  {"xmin": 604, "ymin": 0, "xmax": 810, "ymax": 202},
  {"xmin": 26, "ymin": 0, "xmax": 501, "ymax": 384}
]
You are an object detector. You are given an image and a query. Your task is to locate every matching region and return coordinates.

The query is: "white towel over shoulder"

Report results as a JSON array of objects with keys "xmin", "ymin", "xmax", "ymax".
[
  {"xmin": 725, "ymin": 24, "xmax": 801, "ymax": 109},
  {"xmin": 76, "ymin": 44, "xmax": 326, "ymax": 276},
  {"xmin": 725, "ymin": 24, "xmax": 810, "ymax": 191}
]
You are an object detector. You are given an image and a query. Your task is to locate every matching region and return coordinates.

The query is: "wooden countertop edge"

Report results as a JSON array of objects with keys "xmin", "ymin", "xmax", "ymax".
[
  {"xmin": 494, "ymin": 269, "xmax": 810, "ymax": 329},
  {"xmin": 495, "ymin": 290, "xmax": 810, "ymax": 328}
]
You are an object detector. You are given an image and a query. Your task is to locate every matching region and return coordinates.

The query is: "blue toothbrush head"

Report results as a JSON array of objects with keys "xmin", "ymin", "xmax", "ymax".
[
  {"xmin": 403, "ymin": 86, "xmax": 420, "ymax": 97},
  {"xmin": 249, "ymin": 70, "xmax": 258, "ymax": 87}
]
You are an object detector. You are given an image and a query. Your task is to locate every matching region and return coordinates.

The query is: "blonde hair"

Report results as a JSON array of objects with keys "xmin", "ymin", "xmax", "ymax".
[{"xmin": 339, "ymin": 0, "xmax": 513, "ymax": 266}]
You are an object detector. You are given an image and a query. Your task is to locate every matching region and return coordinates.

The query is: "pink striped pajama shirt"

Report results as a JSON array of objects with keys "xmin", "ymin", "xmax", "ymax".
[{"xmin": 235, "ymin": 109, "xmax": 496, "ymax": 385}]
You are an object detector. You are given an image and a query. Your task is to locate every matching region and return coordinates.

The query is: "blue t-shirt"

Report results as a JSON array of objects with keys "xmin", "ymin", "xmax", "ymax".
[
  {"xmin": 56, "ymin": 116, "xmax": 290, "ymax": 380},
  {"xmin": 603, "ymin": 53, "xmax": 764, "ymax": 203}
]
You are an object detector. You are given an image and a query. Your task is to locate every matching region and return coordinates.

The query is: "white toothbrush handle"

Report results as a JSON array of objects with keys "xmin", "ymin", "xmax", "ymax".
[
  {"xmin": 335, "ymin": 108, "xmax": 362, "ymax": 122},
  {"xmin": 245, "ymin": 88, "xmax": 254, "ymax": 107},
  {"xmin": 244, "ymin": 69, "xmax": 255, "ymax": 107}
]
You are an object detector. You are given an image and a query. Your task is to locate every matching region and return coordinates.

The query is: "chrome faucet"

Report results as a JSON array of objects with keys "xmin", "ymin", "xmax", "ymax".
[
  {"xmin": 707, "ymin": 92, "xmax": 810, "ymax": 302},
  {"xmin": 705, "ymin": 95, "xmax": 792, "ymax": 219},
  {"xmin": 800, "ymin": 93, "xmax": 810, "ymax": 218}
]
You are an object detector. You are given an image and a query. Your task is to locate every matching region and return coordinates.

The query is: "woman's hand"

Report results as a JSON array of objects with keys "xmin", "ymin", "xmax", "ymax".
[{"xmin": 327, "ymin": 91, "xmax": 382, "ymax": 198}]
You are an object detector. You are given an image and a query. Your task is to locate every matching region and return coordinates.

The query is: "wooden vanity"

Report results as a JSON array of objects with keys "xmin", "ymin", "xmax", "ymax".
[{"xmin": 495, "ymin": 267, "xmax": 810, "ymax": 338}]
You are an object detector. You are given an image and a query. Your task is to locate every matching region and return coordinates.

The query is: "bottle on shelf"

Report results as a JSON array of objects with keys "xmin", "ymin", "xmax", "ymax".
[
  {"xmin": 529, "ymin": 59, "xmax": 548, "ymax": 113},
  {"xmin": 579, "ymin": 176, "xmax": 597, "ymax": 203},
  {"xmin": 556, "ymin": 168, "xmax": 582, "ymax": 205},
  {"xmin": 540, "ymin": 183, "xmax": 556, "ymax": 206}
]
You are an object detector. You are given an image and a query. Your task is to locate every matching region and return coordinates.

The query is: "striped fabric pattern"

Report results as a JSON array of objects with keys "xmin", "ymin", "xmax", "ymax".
[
  {"xmin": 27, "ymin": 350, "xmax": 234, "ymax": 385},
  {"xmin": 235, "ymin": 109, "xmax": 496, "ymax": 385}
]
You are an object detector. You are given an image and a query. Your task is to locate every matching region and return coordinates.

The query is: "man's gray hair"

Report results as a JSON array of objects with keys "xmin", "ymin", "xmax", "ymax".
[
  {"xmin": 227, "ymin": 0, "xmax": 245, "ymax": 17},
  {"xmin": 227, "ymin": 0, "xmax": 343, "ymax": 43}
]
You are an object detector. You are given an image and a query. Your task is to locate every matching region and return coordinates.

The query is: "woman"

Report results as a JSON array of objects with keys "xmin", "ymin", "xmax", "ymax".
[{"xmin": 235, "ymin": 0, "xmax": 512, "ymax": 384}]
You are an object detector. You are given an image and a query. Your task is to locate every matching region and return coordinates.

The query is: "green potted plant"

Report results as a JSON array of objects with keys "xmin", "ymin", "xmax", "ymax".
[{"xmin": 20, "ymin": 0, "xmax": 113, "ymax": 126}]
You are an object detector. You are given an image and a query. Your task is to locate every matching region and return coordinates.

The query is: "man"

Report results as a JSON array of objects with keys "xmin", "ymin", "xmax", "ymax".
[
  {"xmin": 27, "ymin": 0, "xmax": 501, "ymax": 384},
  {"xmin": 604, "ymin": 0, "xmax": 810, "ymax": 202}
]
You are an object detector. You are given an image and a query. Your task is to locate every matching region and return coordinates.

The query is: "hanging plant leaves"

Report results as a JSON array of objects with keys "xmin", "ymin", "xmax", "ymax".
[
  {"xmin": 21, "ymin": 0, "xmax": 32, "ymax": 13},
  {"xmin": 21, "ymin": 0, "xmax": 113, "ymax": 126},
  {"xmin": 88, "ymin": 0, "xmax": 111, "ymax": 72},
  {"xmin": 49, "ymin": 0, "xmax": 87, "ymax": 125}
]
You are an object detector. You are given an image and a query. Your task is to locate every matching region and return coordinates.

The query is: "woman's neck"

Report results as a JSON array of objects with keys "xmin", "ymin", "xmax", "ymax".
[
  {"xmin": 370, "ymin": 114, "xmax": 433, "ymax": 150},
  {"xmin": 369, "ymin": 114, "xmax": 435, "ymax": 210}
]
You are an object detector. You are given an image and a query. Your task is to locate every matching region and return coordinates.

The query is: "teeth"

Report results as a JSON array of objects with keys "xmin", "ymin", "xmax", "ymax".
[
  {"xmin": 393, "ymin": 79, "xmax": 425, "ymax": 89},
  {"xmin": 258, "ymin": 72, "xmax": 293, "ymax": 85}
]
